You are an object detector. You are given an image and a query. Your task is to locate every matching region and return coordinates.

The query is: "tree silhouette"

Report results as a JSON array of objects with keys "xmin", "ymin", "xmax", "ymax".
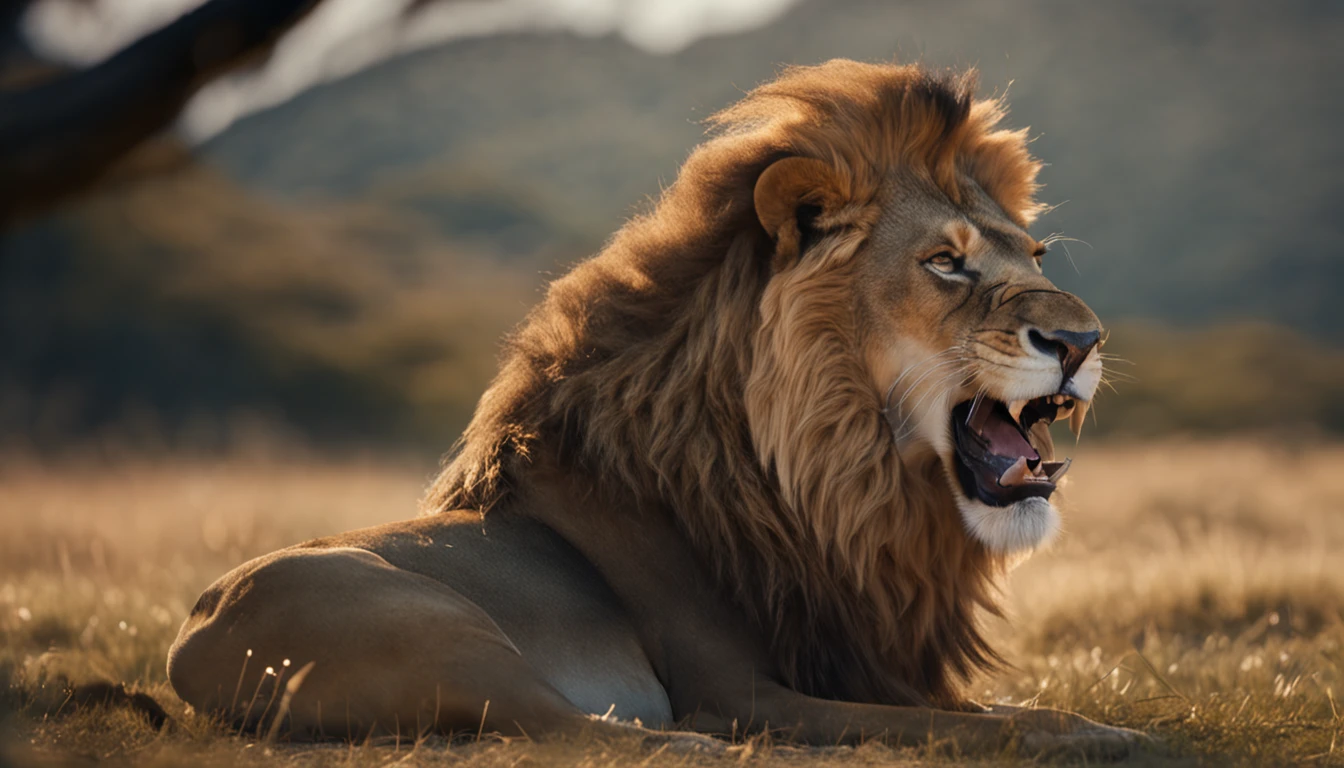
[{"xmin": 0, "ymin": 0, "xmax": 321, "ymax": 228}]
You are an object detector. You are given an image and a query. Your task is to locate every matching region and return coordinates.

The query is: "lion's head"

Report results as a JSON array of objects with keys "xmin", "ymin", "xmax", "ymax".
[
  {"xmin": 428, "ymin": 60, "xmax": 1104, "ymax": 708},
  {"xmin": 748, "ymin": 104, "xmax": 1102, "ymax": 555}
]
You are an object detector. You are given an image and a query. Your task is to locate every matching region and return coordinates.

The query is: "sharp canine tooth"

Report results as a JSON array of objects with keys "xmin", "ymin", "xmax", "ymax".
[
  {"xmin": 1070, "ymin": 400, "xmax": 1090, "ymax": 439},
  {"xmin": 999, "ymin": 456, "xmax": 1031, "ymax": 486},
  {"xmin": 1046, "ymin": 457, "xmax": 1072, "ymax": 483},
  {"xmin": 1008, "ymin": 399, "xmax": 1027, "ymax": 426}
]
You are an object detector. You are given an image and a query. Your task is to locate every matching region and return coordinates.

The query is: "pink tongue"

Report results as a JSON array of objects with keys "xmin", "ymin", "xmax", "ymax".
[{"xmin": 980, "ymin": 414, "xmax": 1039, "ymax": 461}]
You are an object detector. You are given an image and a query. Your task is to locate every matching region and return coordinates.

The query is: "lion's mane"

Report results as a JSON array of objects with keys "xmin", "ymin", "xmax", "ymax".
[{"xmin": 426, "ymin": 60, "xmax": 1045, "ymax": 709}]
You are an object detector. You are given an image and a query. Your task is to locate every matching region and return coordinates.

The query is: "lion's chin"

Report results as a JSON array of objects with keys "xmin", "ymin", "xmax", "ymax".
[{"xmin": 956, "ymin": 496, "xmax": 1060, "ymax": 554}]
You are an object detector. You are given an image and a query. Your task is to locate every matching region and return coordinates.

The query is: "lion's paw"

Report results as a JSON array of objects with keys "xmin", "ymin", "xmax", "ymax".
[
  {"xmin": 1007, "ymin": 709, "xmax": 1158, "ymax": 761},
  {"xmin": 637, "ymin": 730, "xmax": 730, "ymax": 756}
]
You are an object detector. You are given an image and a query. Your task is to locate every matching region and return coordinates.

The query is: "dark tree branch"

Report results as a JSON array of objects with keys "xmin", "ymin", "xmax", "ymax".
[{"xmin": 0, "ymin": 0, "xmax": 323, "ymax": 228}]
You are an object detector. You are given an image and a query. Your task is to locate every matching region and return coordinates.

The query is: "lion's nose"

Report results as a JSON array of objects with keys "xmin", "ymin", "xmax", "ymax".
[{"xmin": 1027, "ymin": 328, "xmax": 1100, "ymax": 383}]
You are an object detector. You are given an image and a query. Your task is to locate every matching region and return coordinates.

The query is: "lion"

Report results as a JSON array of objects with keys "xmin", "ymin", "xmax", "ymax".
[{"xmin": 167, "ymin": 60, "xmax": 1148, "ymax": 758}]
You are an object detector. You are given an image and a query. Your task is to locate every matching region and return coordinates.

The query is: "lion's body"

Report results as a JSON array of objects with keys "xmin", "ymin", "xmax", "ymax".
[
  {"xmin": 169, "ymin": 512, "xmax": 681, "ymax": 732},
  {"xmin": 168, "ymin": 61, "xmax": 1146, "ymax": 757}
]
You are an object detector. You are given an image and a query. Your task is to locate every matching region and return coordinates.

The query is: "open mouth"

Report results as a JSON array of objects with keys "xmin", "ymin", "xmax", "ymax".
[{"xmin": 949, "ymin": 395, "xmax": 1084, "ymax": 507}]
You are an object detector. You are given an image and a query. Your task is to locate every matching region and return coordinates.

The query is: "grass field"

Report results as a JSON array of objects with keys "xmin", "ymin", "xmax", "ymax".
[{"xmin": 2, "ymin": 440, "xmax": 1342, "ymax": 766}]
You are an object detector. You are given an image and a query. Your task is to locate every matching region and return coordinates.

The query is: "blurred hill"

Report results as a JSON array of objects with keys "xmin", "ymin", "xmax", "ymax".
[
  {"xmin": 2, "ymin": 0, "xmax": 1341, "ymax": 451},
  {"xmin": 1, "ymin": 156, "xmax": 535, "ymax": 451},
  {"xmin": 203, "ymin": 0, "xmax": 1344, "ymax": 341}
]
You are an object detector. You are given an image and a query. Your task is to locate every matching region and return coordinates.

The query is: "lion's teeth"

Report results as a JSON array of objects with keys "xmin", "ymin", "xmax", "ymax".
[
  {"xmin": 1046, "ymin": 457, "xmax": 1072, "ymax": 483},
  {"xmin": 1070, "ymin": 400, "xmax": 1090, "ymax": 439},
  {"xmin": 1007, "ymin": 399, "xmax": 1028, "ymax": 426},
  {"xmin": 998, "ymin": 456, "xmax": 1031, "ymax": 486}
]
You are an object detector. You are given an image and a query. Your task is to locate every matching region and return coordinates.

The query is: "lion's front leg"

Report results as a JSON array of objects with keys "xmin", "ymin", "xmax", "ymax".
[
  {"xmin": 706, "ymin": 683, "xmax": 1152, "ymax": 759},
  {"xmin": 998, "ymin": 707, "xmax": 1157, "ymax": 760}
]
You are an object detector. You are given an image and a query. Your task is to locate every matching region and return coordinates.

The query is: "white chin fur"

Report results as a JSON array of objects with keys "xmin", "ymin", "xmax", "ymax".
[{"xmin": 957, "ymin": 496, "xmax": 1060, "ymax": 554}]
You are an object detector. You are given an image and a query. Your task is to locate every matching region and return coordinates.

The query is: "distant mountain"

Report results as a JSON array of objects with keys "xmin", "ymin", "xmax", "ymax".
[
  {"xmin": 203, "ymin": 0, "xmax": 1344, "ymax": 344},
  {"xmin": 0, "ymin": 161, "xmax": 535, "ymax": 450},
  {"xmin": 3, "ymin": 0, "xmax": 1340, "ymax": 450}
]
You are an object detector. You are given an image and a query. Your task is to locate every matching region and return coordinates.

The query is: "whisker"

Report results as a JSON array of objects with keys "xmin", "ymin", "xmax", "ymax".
[
  {"xmin": 886, "ymin": 360, "xmax": 960, "ymax": 417},
  {"xmin": 892, "ymin": 365, "xmax": 967, "ymax": 425},
  {"xmin": 893, "ymin": 367, "xmax": 967, "ymax": 432},
  {"xmin": 882, "ymin": 347, "xmax": 963, "ymax": 414},
  {"xmin": 1056, "ymin": 241, "xmax": 1080, "ymax": 275},
  {"xmin": 1042, "ymin": 234, "xmax": 1092, "ymax": 248},
  {"xmin": 964, "ymin": 338, "xmax": 1040, "ymax": 365},
  {"xmin": 892, "ymin": 367, "xmax": 970, "ymax": 441},
  {"xmin": 895, "ymin": 372, "xmax": 974, "ymax": 444},
  {"xmin": 968, "ymin": 384, "xmax": 990, "ymax": 425},
  {"xmin": 888, "ymin": 357, "xmax": 965, "ymax": 418},
  {"xmin": 968, "ymin": 359, "xmax": 1049, "ymax": 375}
]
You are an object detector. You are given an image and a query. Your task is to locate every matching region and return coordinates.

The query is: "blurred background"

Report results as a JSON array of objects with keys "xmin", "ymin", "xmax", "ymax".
[{"xmin": 2, "ymin": 0, "xmax": 1340, "ymax": 457}]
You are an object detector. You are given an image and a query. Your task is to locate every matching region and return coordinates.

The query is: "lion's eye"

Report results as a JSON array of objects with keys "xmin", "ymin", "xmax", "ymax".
[{"xmin": 925, "ymin": 251, "xmax": 962, "ymax": 275}]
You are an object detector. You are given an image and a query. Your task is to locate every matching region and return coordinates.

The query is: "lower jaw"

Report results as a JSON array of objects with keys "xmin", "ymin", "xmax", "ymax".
[{"xmin": 952, "ymin": 451, "xmax": 1056, "ymax": 507}]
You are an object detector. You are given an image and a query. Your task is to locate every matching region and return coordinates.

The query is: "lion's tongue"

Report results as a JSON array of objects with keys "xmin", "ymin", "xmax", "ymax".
[{"xmin": 979, "ymin": 410, "xmax": 1039, "ymax": 461}]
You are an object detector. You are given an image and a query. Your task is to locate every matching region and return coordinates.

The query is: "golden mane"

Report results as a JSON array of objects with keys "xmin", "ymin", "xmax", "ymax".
[{"xmin": 425, "ymin": 60, "xmax": 1045, "ymax": 708}]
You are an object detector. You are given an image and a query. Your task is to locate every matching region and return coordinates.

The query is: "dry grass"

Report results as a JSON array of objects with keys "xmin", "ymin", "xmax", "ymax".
[{"xmin": 1, "ymin": 440, "xmax": 1342, "ymax": 766}]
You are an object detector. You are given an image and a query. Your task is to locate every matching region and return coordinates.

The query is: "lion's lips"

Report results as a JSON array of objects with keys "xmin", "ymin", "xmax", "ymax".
[{"xmin": 950, "ymin": 396, "xmax": 1079, "ymax": 507}]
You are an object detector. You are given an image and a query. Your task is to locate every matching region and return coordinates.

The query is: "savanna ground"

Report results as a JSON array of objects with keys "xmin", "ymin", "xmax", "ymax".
[{"xmin": 1, "ymin": 440, "xmax": 1342, "ymax": 766}]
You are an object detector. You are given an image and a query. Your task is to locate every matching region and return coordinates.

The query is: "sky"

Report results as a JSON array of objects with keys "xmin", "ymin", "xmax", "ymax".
[{"xmin": 22, "ymin": 0, "xmax": 801, "ymax": 140}]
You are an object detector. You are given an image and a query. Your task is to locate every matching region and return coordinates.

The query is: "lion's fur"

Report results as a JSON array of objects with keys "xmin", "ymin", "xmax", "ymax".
[{"xmin": 425, "ymin": 60, "xmax": 1047, "ymax": 709}]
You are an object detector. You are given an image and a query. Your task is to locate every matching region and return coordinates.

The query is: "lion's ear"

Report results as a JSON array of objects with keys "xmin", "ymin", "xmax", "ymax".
[{"xmin": 754, "ymin": 157, "xmax": 844, "ymax": 262}]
